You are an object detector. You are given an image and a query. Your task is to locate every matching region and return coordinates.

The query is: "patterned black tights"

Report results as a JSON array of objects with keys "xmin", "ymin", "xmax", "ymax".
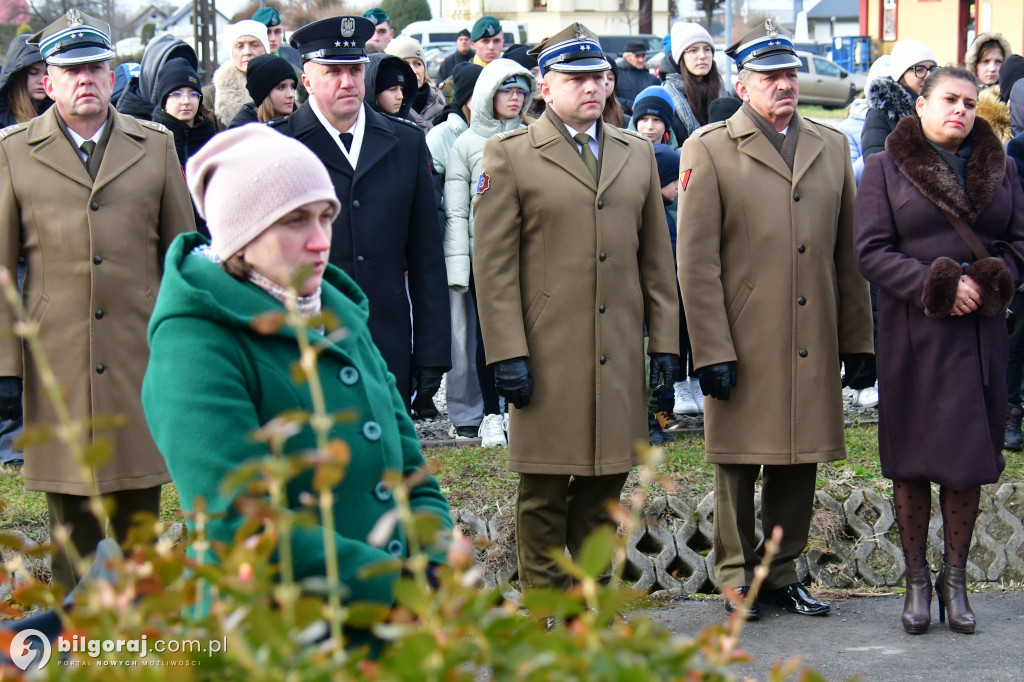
[
  {"xmin": 939, "ymin": 485, "xmax": 981, "ymax": 569},
  {"xmin": 892, "ymin": 480, "xmax": 981, "ymax": 570}
]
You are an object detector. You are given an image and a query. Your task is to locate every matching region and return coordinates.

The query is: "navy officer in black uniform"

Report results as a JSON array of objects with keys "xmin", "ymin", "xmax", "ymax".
[{"xmin": 273, "ymin": 15, "xmax": 450, "ymax": 413}]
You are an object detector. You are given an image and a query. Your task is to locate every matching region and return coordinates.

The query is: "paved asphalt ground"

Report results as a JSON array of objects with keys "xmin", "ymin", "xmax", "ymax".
[{"xmin": 640, "ymin": 591, "xmax": 1024, "ymax": 680}]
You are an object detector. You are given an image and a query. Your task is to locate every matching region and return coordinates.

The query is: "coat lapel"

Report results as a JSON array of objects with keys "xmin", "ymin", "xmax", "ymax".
[
  {"xmin": 26, "ymin": 107, "xmax": 92, "ymax": 190},
  {"xmin": 597, "ymin": 127, "xmax": 630, "ymax": 195},
  {"xmin": 93, "ymin": 109, "xmax": 145, "ymax": 194},
  {"xmin": 729, "ymin": 109, "xmax": 792, "ymax": 183},
  {"xmin": 353, "ymin": 107, "xmax": 397, "ymax": 185},
  {"xmin": 532, "ymin": 113, "xmax": 596, "ymax": 191},
  {"xmin": 791, "ymin": 116, "xmax": 825, "ymax": 188}
]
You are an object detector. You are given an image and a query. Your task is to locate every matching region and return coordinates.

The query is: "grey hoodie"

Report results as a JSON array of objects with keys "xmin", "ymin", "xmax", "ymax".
[{"xmin": 442, "ymin": 58, "xmax": 536, "ymax": 291}]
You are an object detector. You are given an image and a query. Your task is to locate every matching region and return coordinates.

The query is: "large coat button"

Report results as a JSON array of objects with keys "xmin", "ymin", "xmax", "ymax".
[
  {"xmin": 797, "ymin": 297, "xmax": 806, "ymax": 306},
  {"xmin": 793, "ymin": 193, "xmax": 800, "ymax": 201},
  {"xmin": 352, "ymin": 200, "xmax": 361, "ymax": 208},
  {"xmin": 599, "ymin": 304, "xmax": 605, "ymax": 313},
  {"xmin": 599, "ymin": 252, "xmax": 606, "ymax": 261},
  {"xmin": 597, "ymin": 200, "xmax": 604, "ymax": 209},
  {"xmin": 374, "ymin": 481, "xmax": 392, "ymax": 502},
  {"xmin": 599, "ymin": 355, "xmax": 607, "ymax": 365},
  {"xmin": 362, "ymin": 421, "xmax": 382, "ymax": 441},
  {"xmin": 96, "ymin": 364, "xmax": 105, "ymax": 374},
  {"xmin": 797, "ymin": 244, "xmax": 806, "ymax": 253},
  {"xmin": 798, "ymin": 349, "xmax": 808, "ymax": 358},
  {"xmin": 339, "ymin": 367, "xmax": 360, "ymax": 385},
  {"xmin": 93, "ymin": 254, "xmax": 102, "ymax": 265},
  {"xmin": 386, "ymin": 539, "xmax": 403, "ymax": 557},
  {"xmin": 90, "ymin": 201, "xmax": 99, "ymax": 211},
  {"xmin": 95, "ymin": 309, "xmax": 104, "ymax": 319}
]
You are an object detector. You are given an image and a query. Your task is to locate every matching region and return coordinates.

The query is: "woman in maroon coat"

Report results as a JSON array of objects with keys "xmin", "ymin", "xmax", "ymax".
[{"xmin": 855, "ymin": 67, "xmax": 1024, "ymax": 635}]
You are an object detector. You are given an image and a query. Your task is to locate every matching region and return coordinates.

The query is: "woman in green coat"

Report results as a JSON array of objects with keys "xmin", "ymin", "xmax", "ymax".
[{"xmin": 142, "ymin": 125, "xmax": 452, "ymax": 618}]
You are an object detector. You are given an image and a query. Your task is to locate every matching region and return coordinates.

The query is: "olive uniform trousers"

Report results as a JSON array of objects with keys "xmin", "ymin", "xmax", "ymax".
[
  {"xmin": 516, "ymin": 472, "xmax": 629, "ymax": 591},
  {"xmin": 712, "ymin": 462, "xmax": 817, "ymax": 590}
]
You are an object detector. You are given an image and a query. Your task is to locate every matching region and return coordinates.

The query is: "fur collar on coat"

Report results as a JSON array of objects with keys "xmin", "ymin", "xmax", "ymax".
[
  {"xmin": 211, "ymin": 61, "xmax": 251, "ymax": 129},
  {"xmin": 977, "ymin": 86, "xmax": 1012, "ymax": 143},
  {"xmin": 867, "ymin": 75, "xmax": 916, "ymax": 126},
  {"xmin": 886, "ymin": 114, "xmax": 1005, "ymax": 223}
]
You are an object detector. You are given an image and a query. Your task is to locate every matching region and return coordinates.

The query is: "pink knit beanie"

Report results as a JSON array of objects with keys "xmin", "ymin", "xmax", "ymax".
[{"xmin": 185, "ymin": 124, "xmax": 340, "ymax": 261}]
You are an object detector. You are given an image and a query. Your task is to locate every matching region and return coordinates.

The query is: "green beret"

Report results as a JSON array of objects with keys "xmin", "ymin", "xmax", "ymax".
[
  {"xmin": 251, "ymin": 7, "xmax": 281, "ymax": 27},
  {"xmin": 362, "ymin": 8, "xmax": 389, "ymax": 26},
  {"xmin": 471, "ymin": 15, "xmax": 501, "ymax": 42}
]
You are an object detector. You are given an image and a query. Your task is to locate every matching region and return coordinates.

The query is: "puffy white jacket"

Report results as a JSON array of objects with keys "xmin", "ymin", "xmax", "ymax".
[{"xmin": 443, "ymin": 59, "xmax": 536, "ymax": 291}]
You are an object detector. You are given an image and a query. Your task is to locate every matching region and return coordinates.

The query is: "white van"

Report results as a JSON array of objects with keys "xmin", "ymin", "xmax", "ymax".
[{"xmin": 400, "ymin": 19, "xmax": 529, "ymax": 47}]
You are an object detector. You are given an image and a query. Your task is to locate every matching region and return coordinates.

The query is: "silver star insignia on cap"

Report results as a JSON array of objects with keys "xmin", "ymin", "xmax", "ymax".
[{"xmin": 335, "ymin": 41, "xmax": 341, "ymax": 47}]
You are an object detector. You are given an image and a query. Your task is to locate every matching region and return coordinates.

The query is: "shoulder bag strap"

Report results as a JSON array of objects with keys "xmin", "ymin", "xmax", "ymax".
[{"xmin": 942, "ymin": 209, "xmax": 990, "ymax": 260}]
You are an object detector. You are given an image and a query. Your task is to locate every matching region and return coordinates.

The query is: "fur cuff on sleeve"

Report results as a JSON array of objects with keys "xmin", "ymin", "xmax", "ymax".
[
  {"xmin": 965, "ymin": 257, "xmax": 1014, "ymax": 317},
  {"xmin": 922, "ymin": 257, "xmax": 962, "ymax": 318}
]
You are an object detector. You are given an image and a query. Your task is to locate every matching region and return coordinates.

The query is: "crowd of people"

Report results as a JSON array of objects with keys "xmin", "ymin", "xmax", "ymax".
[{"xmin": 0, "ymin": 6, "xmax": 1022, "ymax": 649}]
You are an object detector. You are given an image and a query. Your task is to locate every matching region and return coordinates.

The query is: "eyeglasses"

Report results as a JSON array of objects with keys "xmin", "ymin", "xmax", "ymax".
[
  {"xmin": 169, "ymin": 91, "xmax": 201, "ymax": 101},
  {"xmin": 683, "ymin": 45, "xmax": 714, "ymax": 57},
  {"xmin": 912, "ymin": 64, "xmax": 938, "ymax": 79},
  {"xmin": 497, "ymin": 88, "xmax": 528, "ymax": 98}
]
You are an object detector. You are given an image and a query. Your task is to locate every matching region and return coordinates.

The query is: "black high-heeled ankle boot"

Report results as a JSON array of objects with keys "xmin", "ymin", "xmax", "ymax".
[
  {"xmin": 901, "ymin": 565, "xmax": 932, "ymax": 634},
  {"xmin": 935, "ymin": 562, "xmax": 975, "ymax": 634}
]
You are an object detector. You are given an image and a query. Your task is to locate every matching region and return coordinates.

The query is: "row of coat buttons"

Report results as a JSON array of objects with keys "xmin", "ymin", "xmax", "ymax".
[{"xmin": 336, "ymin": 366, "xmax": 385, "ymax": 443}]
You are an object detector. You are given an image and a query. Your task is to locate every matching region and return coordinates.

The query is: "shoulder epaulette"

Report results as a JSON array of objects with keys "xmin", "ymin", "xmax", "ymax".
[
  {"xmin": 267, "ymin": 115, "xmax": 291, "ymax": 129},
  {"xmin": 140, "ymin": 120, "xmax": 170, "ymax": 134},
  {"xmin": 383, "ymin": 112, "xmax": 421, "ymax": 129},
  {"xmin": 620, "ymin": 128, "xmax": 647, "ymax": 140},
  {"xmin": 804, "ymin": 117, "xmax": 843, "ymax": 134},
  {"xmin": 691, "ymin": 121, "xmax": 728, "ymax": 137},
  {"xmin": 497, "ymin": 128, "xmax": 528, "ymax": 141},
  {"xmin": 0, "ymin": 122, "xmax": 29, "ymax": 141}
]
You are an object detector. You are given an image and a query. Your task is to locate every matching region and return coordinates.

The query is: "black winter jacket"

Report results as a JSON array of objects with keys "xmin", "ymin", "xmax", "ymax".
[
  {"xmin": 614, "ymin": 60, "xmax": 659, "ymax": 114},
  {"xmin": 860, "ymin": 76, "xmax": 917, "ymax": 161}
]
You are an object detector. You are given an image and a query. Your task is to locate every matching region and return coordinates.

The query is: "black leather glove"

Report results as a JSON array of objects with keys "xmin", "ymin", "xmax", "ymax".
[
  {"xmin": 493, "ymin": 356, "xmax": 533, "ymax": 409},
  {"xmin": 697, "ymin": 362, "xmax": 737, "ymax": 401},
  {"xmin": 0, "ymin": 377, "xmax": 22, "ymax": 421},
  {"xmin": 840, "ymin": 353, "xmax": 872, "ymax": 389},
  {"xmin": 649, "ymin": 353, "xmax": 681, "ymax": 390},
  {"xmin": 410, "ymin": 368, "xmax": 445, "ymax": 419}
]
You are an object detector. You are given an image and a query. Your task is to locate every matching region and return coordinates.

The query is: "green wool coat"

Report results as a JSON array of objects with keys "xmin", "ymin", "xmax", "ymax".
[{"xmin": 142, "ymin": 233, "xmax": 452, "ymax": 606}]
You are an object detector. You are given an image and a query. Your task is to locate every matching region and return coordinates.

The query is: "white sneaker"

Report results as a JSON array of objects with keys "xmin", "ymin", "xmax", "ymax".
[
  {"xmin": 856, "ymin": 386, "xmax": 879, "ymax": 409},
  {"xmin": 479, "ymin": 413, "xmax": 508, "ymax": 447},
  {"xmin": 688, "ymin": 377, "xmax": 704, "ymax": 414},
  {"xmin": 673, "ymin": 380, "xmax": 700, "ymax": 415}
]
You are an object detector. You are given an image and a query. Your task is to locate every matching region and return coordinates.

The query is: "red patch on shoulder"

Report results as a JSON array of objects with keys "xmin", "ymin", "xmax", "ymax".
[
  {"xmin": 476, "ymin": 172, "xmax": 490, "ymax": 195},
  {"xmin": 680, "ymin": 169, "xmax": 691, "ymax": 192}
]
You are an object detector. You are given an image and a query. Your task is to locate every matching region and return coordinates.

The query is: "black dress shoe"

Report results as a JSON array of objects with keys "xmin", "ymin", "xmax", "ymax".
[
  {"xmin": 758, "ymin": 583, "xmax": 830, "ymax": 616},
  {"xmin": 723, "ymin": 585, "xmax": 760, "ymax": 621}
]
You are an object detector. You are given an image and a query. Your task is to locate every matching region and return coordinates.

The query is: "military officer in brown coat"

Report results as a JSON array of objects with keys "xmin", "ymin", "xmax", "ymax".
[
  {"xmin": 677, "ymin": 21, "xmax": 873, "ymax": 619},
  {"xmin": 0, "ymin": 11, "xmax": 195, "ymax": 590},
  {"xmin": 473, "ymin": 23, "xmax": 680, "ymax": 592}
]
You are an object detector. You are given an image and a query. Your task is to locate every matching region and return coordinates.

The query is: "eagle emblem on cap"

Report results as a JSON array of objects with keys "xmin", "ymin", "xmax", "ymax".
[
  {"xmin": 341, "ymin": 17, "xmax": 355, "ymax": 38},
  {"xmin": 66, "ymin": 8, "xmax": 83, "ymax": 28},
  {"xmin": 764, "ymin": 19, "xmax": 778, "ymax": 37},
  {"xmin": 485, "ymin": 25, "xmax": 495, "ymax": 37},
  {"xmin": 575, "ymin": 23, "xmax": 587, "ymax": 41}
]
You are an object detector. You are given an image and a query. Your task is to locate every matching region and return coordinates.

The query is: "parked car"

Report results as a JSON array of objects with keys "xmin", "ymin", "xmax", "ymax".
[
  {"xmin": 423, "ymin": 43, "xmax": 457, "ymax": 81},
  {"xmin": 795, "ymin": 50, "xmax": 866, "ymax": 107}
]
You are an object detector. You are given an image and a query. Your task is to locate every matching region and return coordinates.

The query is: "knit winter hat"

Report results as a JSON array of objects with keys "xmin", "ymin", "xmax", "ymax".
[
  {"xmin": 155, "ymin": 57, "xmax": 202, "ymax": 108},
  {"xmin": 375, "ymin": 58, "xmax": 408, "ymax": 94},
  {"xmin": 245, "ymin": 54, "xmax": 296, "ymax": 106},
  {"xmin": 889, "ymin": 40, "xmax": 937, "ymax": 81},
  {"xmin": 186, "ymin": 125, "xmax": 340, "ymax": 261},
  {"xmin": 708, "ymin": 96, "xmax": 741, "ymax": 123},
  {"xmin": 452, "ymin": 62, "xmax": 483, "ymax": 108},
  {"xmin": 225, "ymin": 20, "xmax": 270, "ymax": 55},
  {"xmin": 502, "ymin": 44, "xmax": 538, "ymax": 71},
  {"xmin": 499, "ymin": 73, "xmax": 532, "ymax": 93},
  {"xmin": 386, "ymin": 36, "xmax": 425, "ymax": 66},
  {"xmin": 632, "ymin": 85, "xmax": 674, "ymax": 128},
  {"xmin": 653, "ymin": 143, "xmax": 681, "ymax": 188},
  {"xmin": 671, "ymin": 22, "xmax": 714, "ymax": 67}
]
